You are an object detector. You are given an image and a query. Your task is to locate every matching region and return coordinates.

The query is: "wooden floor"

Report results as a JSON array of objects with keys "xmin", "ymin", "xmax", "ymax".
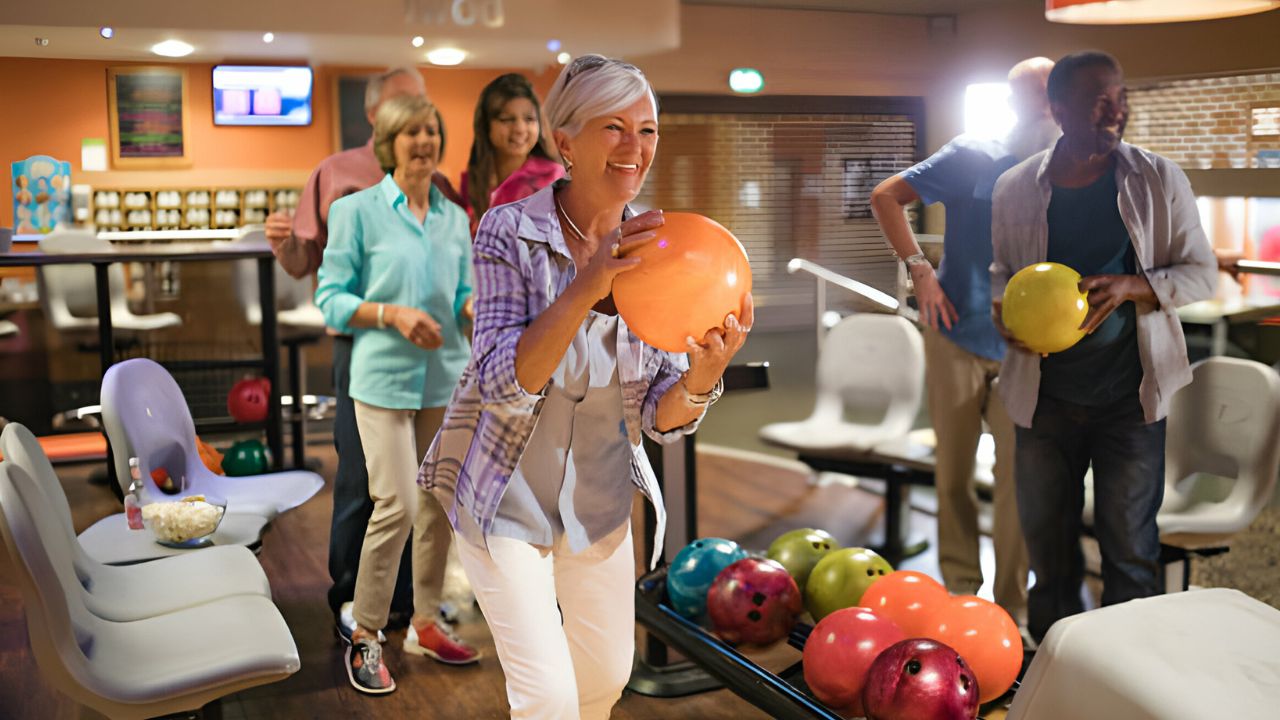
[{"xmin": 1, "ymin": 444, "xmax": 1015, "ymax": 719}]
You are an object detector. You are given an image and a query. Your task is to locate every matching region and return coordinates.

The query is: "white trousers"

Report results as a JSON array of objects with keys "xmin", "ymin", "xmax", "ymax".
[{"xmin": 456, "ymin": 522, "xmax": 636, "ymax": 720}]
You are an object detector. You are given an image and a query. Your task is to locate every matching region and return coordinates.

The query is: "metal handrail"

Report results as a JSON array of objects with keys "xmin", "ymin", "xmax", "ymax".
[{"xmin": 787, "ymin": 257, "xmax": 912, "ymax": 351}]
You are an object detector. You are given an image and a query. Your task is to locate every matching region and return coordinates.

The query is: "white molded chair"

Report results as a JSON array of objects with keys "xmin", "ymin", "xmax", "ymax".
[
  {"xmin": 0, "ymin": 463, "xmax": 300, "ymax": 720},
  {"xmin": 1008, "ymin": 588, "xmax": 1280, "ymax": 720},
  {"xmin": 37, "ymin": 226, "xmax": 182, "ymax": 336},
  {"xmin": 759, "ymin": 313, "xmax": 924, "ymax": 454},
  {"xmin": 1159, "ymin": 356, "xmax": 1280, "ymax": 537},
  {"xmin": 231, "ymin": 228, "xmax": 326, "ymax": 332},
  {"xmin": 1083, "ymin": 357, "xmax": 1280, "ymax": 590},
  {"xmin": 0, "ymin": 423, "xmax": 272, "ymax": 620},
  {"xmin": 83, "ymin": 358, "xmax": 323, "ymax": 565}
]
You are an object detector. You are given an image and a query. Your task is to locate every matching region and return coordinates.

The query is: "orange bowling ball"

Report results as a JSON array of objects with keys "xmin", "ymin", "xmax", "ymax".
[
  {"xmin": 613, "ymin": 212, "xmax": 751, "ymax": 353},
  {"xmin": 859, "ymin": 570, "xmax": 950, "ymax": 640},
  {"xmin": 933, "ymin": 595, "xmax": 1023, "ymax": 704}
]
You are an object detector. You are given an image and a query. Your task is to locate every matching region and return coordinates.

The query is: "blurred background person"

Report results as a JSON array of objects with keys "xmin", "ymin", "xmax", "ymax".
[{"xmin": 462, "ymin": 73, "xmax": 563, "ymax": 234}]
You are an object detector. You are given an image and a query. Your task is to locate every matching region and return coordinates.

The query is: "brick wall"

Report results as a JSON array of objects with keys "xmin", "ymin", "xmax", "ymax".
[
  {"xmin": 636, "ymin": 113, "xmax": 918, "ymax": 322},
  {"xmin": 1127, "ymin": 71, "xmax": 1280, "ymax": 169}
]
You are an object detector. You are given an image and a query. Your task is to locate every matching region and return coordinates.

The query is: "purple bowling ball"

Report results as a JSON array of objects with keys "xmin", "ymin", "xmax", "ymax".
[
  {"xmin": 706, "ymin": 558, "xmax": 803, "ymax": 646},
  {"xmin": 862, "ymin": 638, "xmax": 980, "ymax": 720}
]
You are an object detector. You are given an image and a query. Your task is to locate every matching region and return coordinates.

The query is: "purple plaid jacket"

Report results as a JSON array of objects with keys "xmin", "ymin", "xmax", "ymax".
[{"xmin": 418, "ymin": 182, "xmax": 702, "ymax": 567}]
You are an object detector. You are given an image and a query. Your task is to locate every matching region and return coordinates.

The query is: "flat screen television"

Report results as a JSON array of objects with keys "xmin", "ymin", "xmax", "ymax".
[{"xmin": 213, "ymin": 65, "xmax": 313, "ymax": 126}]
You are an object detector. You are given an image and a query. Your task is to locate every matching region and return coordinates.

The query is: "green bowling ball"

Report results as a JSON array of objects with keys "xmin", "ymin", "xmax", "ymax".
[
  {"xmin": 804, "ymin": 547, "xmax": 893, "ymax": 622},
  {"xmin": 766, "ymin": 528, "xmax": 841, "ymax": 591},
  {"xmin": 223, "ymin": 439, "xmax": 269, "ymax": 477}
]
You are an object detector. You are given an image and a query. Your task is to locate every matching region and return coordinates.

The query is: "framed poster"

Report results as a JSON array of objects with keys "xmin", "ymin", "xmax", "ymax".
[
  {"xmin": 107, "ymin": 66, "xmax": 192, "ymax": 168},
  {"xmin": 333, "ymin": 73, "xmax": 374, "ymax": 152}
]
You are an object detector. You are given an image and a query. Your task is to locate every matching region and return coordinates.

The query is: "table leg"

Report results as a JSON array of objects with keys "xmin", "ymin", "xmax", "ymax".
[
  {"xmin": 94, "ymin": 263, "xmax": 119, "ymax": 491},
  {"xmin": 257, "ymin": 257, "xmax": 282, "ymax": 471},
  {"xmin": 288, "ymin": 340, "xmax": 306, "ymax": 468}
]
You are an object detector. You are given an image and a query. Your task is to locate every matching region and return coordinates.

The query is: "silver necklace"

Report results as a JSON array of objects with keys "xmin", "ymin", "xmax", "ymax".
[{"xmin": 555, "ymin": 192, "xmax": 590, "ymax": 243}]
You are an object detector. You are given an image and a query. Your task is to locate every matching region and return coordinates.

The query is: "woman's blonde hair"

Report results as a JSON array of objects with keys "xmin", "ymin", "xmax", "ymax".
[
  {"xmin": 543, "ymin": 54, "xmax": 656, "ymax": 146},
  {"xmin": 373, "ymin": 95, "xmax": 439, "ymax": 173}
]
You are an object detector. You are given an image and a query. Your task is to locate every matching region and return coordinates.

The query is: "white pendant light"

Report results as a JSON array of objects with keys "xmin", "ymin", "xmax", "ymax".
[
  {"xmin": 425, "ymin": 48, "xmax": 466, "ymax": 66},
  {"xmin": 1046, "ymin": 0, "xmax": 1280, "ymax": 24},
  {"xmin": 151, "ymin": 39, "xmax": 194, "ymax": 57}
]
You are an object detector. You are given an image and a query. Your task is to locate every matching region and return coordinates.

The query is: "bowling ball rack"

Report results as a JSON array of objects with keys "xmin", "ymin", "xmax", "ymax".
[{"xmin": 634, "ymin": 565, "xmax": 842, "ymax": 720}]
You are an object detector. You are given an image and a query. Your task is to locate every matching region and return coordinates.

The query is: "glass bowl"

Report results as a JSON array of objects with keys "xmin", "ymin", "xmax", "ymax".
[{"xmin": 140, "ymin": 494, "xmax": 227, "ymax": 549}]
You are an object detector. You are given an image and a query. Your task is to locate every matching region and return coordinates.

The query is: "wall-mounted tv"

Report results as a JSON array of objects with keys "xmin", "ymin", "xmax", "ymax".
[{"xmin": 213, "ymin": 65, "xmax": 313, "ymax": 126}]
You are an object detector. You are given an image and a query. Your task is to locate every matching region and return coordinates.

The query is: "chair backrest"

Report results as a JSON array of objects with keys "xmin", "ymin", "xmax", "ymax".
[
  {"xmin": 814, "ymin": 313, "xmax": 924, "ymax": 437},
  {"xmin": 37, "ymin": 227, "xmax": 129, "ymax": 324},
  {"xmin": 100, "ymin": 358, "xmax": 201, "ymax": 497},
  {"xmin": 231, "ymin": 228, "xmax": 316, "ymax": 325},
  {"xmin": 1165, "ymin": 356, "xmax": 1280, "ymax": 521},
  {"xmin": 0, "ymin": 463, "xmax": 104, "ymax": 697},
  {"xmin": 0, "ymin": 423, "xmax": 77, "ymax": 540}
]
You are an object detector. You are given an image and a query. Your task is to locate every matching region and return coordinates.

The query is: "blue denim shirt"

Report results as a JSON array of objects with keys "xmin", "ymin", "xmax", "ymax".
[{"xmin": 418, "ymin": 181, "xmax": 704, "ymax": 567}]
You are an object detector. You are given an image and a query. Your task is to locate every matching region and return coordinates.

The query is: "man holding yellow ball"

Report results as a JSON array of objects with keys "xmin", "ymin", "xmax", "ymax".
[{"xmin": 990, "ymin": 51, "xmax": 1217, "ymax": 644}]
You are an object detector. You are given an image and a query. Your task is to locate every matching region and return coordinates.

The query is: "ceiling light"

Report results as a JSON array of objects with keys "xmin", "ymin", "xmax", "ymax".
[
  {"xmin": 729, "ymin": 68, "xmax": 764, "ymax": 94},
  {"xmin": 99, "ymin": 27, "xmax": 114, "ymax": 40},
  {"xmin": 262, "ymin": 32, "xmax": 274, "ymax": 43},
  {"xmin": 412, "ymin": 35, "xmax": 425, "ymax": 48},
  {"xmin": 547, "ymin": 39, "xmax": 561, "ymax": 52},
  {"xmin": 557, "ymin": 51, "xmax": 571, "ymax": 65},
  {"xmin": 426, "ymin": 48, "xmax": 466, "ymax": 66},
  {"xmin": 1045, "ymin": 0, "xmax": 1280, "ymax": 24},
  {"xmin": 151, "ymin": 39, "xmax": 194, "ymax": 57}
]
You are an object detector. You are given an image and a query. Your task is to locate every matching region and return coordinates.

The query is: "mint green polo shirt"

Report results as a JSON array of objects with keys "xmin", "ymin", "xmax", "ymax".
[{"xmin": 316, "ymin": 174, "xmax": 472, "ymax": 409}]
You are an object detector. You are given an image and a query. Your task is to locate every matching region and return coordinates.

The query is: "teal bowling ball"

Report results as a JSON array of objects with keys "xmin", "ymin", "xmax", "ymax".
[
  {"xmin": 666, "ymin": 538, "xmax": 749, "ymax": 621},
  {"xmin": 223, "ymin": 439, "xmax": 269, "ymax": 477}
]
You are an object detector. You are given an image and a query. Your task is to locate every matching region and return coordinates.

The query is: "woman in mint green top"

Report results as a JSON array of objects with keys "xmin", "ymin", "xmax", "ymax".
[{"xmin": 315, "ymin": 95, "xmax": 480, "ymax": 695}]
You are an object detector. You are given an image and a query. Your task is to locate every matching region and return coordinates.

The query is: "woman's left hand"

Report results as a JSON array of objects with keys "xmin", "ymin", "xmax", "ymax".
[{"xmin": 684, "ymin": 293, "xmax": 754, "ymax": 391}]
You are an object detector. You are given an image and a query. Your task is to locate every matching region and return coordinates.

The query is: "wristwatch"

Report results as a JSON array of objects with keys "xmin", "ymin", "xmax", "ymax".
[
  {"xmin": 683, "ymin": 376, "xmax": 724, "ymax": 407},
  {"xmin": 903, "ymin": 252, "xmax": 931, "ymax": 268}
]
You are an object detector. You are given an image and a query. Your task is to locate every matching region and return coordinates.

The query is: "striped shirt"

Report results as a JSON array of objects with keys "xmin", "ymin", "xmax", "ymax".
[
  {"xmin": 990, "ymin": 141, "xmax": 1217, "ymax": 428},
  {"xmin": 418, "ymin": 181, "xmax": 703, "ymax": 567}
]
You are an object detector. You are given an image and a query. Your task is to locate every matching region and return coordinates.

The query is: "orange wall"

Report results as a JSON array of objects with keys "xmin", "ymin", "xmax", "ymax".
[{"xmin": 0, "ymin": 57, "xmax": 560, "ymax": 227}]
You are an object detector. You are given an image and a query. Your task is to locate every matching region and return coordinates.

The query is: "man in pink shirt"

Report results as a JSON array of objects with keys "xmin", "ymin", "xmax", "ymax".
[{"xmin": 264, "ymin": 66, "xmax": 463, "ymax": 640}]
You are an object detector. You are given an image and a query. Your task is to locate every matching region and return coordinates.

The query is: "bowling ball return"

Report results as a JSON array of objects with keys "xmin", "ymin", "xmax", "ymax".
[
  {"xmin": 635, "ymin": 565, "xmax": 843, "ymax": 720},
  {"xmin": 635, "ymin": 567, "xmax": 1016, "ymax": 719}
]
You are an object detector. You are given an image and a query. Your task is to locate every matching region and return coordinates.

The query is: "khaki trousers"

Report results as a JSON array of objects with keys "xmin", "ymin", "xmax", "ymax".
[
  {"xmin": 922, "ymin": 325, "xmax": 1027, "ymax": 621},
  {"xmin": 351, "ymin": 400, "xmax": 451, "ymax": 632}
]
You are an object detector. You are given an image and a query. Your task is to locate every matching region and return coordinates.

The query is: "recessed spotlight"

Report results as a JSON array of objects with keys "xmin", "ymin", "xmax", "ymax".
[
  {"xmin": 557, "ymin": 52, "xmax": 571, "ymax": 65},
  {"xmin": 262, "ymin": 32, "xmax": 275, "ymax": 43},
  {"xmin": 151, "ymin": 39, "xmax": 194, "ymax": 57},
  {"xmin": 547, "ymin": 39, "xmax": 561, "ymax": 52},
  {"xmin": 412, "ymin": 35, "xmax": 425, "ymax": 48},
  {"xmin": 99, "ymin": 27, "xmax": 114, "ymax": 40},
  {"xmin": 426, "ymin": 48, "xmax": 466, "ymax": 66}
]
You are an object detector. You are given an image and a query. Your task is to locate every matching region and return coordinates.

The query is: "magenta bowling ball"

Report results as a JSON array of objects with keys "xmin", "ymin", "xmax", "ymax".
[
  {"xmin": 862, "ymin": 638, "xmax": 980, "ymax": 720},
  {"xmin": 706, "ymin": 558, "xmax": 803, "ymax": 646}
]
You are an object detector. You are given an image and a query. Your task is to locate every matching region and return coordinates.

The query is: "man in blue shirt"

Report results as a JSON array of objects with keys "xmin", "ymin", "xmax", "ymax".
[{"xmin": 871, "ymin": 57, "xmax": 1057, "ymax": 627}]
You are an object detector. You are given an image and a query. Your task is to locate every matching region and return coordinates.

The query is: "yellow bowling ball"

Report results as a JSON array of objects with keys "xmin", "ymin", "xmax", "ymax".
[{"xmin": 1002, "ymin": 262, "xmax": 1088, "ymax": 354}]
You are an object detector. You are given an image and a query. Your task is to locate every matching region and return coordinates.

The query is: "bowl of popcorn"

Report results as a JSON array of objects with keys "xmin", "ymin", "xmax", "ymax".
[{"xmin": 140, "ymin": 494, "xmax": 227, "ymax": 548}]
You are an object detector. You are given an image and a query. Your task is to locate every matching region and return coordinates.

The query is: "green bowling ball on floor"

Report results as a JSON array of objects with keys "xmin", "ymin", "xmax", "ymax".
[
  {"xmin": 804, "ymin": 547, "xmax": 893, "ymax": 622},
  {"xmin": 223, "ymin": 439, "xmax": 269, "ymax": 476},
  {"xmin": 766, "ymin": 528, "xmax": 841, "ymax": 591}
]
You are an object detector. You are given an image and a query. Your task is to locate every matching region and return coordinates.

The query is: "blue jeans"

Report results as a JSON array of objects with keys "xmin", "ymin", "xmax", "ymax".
[
  {"xmin": 328, "ymin": 336, "xmax": 415, "ymax": 618},
  {"xmin": 1015, "ymin": 392, "xmax": 1166, "ymax": 642}
]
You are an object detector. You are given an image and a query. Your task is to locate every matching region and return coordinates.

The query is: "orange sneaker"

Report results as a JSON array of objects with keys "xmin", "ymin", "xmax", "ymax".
[{"xmin": 404, "ymin": 619, "xmax": 480, "ymax": 665}]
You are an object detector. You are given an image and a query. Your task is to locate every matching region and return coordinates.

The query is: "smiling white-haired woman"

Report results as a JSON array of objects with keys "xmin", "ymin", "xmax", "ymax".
[
  {"xmin": 419, "ymin": 54, "xmax": 753, "ymax": 718},
  {"xmin": 316, "ymin": 94, "xmax": 480, "ymax": 696}
]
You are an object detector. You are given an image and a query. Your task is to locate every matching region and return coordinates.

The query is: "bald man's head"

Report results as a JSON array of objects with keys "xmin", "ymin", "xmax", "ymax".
[{"xmin": 1008, "ymin": 57, "xmax": 1054, "ymax": 125}]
